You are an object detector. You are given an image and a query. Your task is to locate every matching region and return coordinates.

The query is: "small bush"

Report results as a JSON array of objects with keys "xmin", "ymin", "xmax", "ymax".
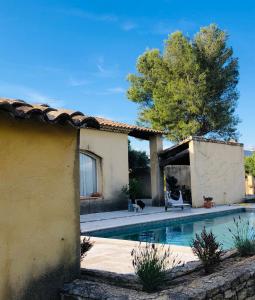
[
  {"xmin": 191, "ymin": 227, "xmax": 223, "ymax": 274},
  {"xmin": 228, "ymin": 216, "xmax": 255, "ymax": 257},
  {"xmin": 131, "ymin": 243, "xmax": 181, "ymax": 292},
  {"xmin": 81, "ymin": 236, "xmax": 94, "ymax": 261},
  {"xmin": 121, "ymin": 178, "xmax": 140, "ymax": 201}
]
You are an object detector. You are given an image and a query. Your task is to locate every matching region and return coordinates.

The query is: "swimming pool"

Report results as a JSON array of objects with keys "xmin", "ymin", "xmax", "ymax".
[{"xmin": 90, "ymin": 209, "xmax": 255, "ymax": 250}]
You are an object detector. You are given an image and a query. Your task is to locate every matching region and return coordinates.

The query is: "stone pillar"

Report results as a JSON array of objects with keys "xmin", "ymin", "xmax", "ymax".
[{"xmin": 149, "ymin": 135, "xmax": 164, "ymax": 206}]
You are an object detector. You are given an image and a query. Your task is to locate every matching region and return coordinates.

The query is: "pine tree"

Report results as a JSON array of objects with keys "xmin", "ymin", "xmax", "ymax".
[{"xmin": 127, "ymin": 24, "xmax": 239, "ymax": 142}]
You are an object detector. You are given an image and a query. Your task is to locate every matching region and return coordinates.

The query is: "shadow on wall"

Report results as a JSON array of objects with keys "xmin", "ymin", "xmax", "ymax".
[
  {"xmin": 164, "ymin": 165, "xmax": 191, "ymax": 189},
  {"xmin": 164, "ymin": 165, "xmax": 192, "ymax": 204},
  {"xmin": 13, "ymin": 257, "xmax": 79, "ymax": 300}
]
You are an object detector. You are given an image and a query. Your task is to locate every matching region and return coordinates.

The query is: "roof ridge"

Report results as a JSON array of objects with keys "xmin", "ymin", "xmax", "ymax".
[{"xmin": 0, "ymin": 97, "xmax": 163, "ymax": 139}]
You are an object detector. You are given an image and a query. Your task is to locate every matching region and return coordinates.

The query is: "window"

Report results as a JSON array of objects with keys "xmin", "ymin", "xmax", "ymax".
[{"xmin": 80, "ymin": 152, "xmax": 98, "ymax": 197}]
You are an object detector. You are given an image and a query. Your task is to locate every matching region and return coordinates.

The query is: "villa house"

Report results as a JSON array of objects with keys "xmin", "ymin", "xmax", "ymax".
[
  {"xmin": 0, "ymin": 98, "xmax": 91, "ymax": 300},
  {"xmin": 79, "ymin": 118, "xmax": 163, "ymax": 214},
  {"xmin": 0, "ymin": 96, "xmax": 247, "ymax": 299},
  {"xmin": 0, "ymin": 97, "xmax": 164, "ymax": 294}
]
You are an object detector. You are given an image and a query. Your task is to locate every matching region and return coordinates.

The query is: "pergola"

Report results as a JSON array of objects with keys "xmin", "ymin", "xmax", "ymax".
[
  {"xmin": 158, "ymin": 136, "xmax": 245, "ymax": 207},
  {"xmin": 159, "ymin": 139, "xmax": 190, "ymax": 167}
]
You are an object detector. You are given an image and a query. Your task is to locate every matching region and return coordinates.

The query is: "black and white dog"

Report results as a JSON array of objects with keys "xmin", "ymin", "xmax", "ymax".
[{"xmin": 131, "ymin": 199, "xmax": 145, "ymax": 210}]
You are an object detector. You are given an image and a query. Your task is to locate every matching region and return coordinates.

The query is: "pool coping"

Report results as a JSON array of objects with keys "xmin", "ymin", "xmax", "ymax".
[{"xmin": 84, "ymin": 206, "xmax": 253, "ymax": 236}]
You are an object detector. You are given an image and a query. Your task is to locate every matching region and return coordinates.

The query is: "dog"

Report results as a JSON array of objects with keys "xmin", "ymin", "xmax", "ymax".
[
  {"xmin": 136, "ymin": 199, "xmax": 145, "ymax": 210},
  {"xmin": 131, "ymin": 199, "xmax": 145, "ymax": 211}
]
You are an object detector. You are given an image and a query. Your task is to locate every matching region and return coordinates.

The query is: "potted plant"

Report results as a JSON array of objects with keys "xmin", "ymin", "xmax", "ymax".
[
  {"xmin": 203, "ymin": 196, "xmax": 214, "ymax": 208},
  {"xmin": 122, "ymin": 178, "xmax": 140, "ymax": 211}
]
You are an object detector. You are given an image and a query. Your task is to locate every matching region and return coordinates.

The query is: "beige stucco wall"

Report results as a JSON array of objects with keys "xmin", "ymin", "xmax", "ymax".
[
  {"xmin": 245, "ymin": 174, "xmax": 255, "ymax": 195},
  {"xmin": 80, "ymin": 128, "xmax": 129, "ymax": 213},
  {"xmin": 189, "ymin": 140, "xmax": 245, "ymax": 207},
  {"xmin": 0, "ymin": 114, "xmax": 80, "ymax": 300}
]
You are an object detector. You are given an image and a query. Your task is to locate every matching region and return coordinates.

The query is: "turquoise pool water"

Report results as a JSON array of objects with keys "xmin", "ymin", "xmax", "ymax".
[{"xmin": 91, "ymin": 210, "xmax": 255, "ymax": 250}]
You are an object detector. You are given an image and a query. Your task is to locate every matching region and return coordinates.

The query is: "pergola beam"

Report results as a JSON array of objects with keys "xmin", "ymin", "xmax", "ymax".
[{"xmin": 159, "ymin": 148, "xmax": 189, "ymax": 167}]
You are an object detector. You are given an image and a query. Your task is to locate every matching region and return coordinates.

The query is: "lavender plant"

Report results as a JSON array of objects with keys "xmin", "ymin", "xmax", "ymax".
[
  {"xmin": 191, "ymin": 227, "xmax": 223, "ymax": 273},
  {"xmin": 228, "ymin": 216, "xmax": 255, "ymax": 256},
  {"xmin": 81, "ymin": 236, "xmax": 94, "ymax": 261},
  {"xmin": 131, "ymin": 242, "xmax": 181, "ymax": 292}
]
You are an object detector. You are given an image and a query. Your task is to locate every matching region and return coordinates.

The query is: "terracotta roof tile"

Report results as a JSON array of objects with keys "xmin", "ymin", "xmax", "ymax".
[
  {"xmin": 0, "ymin": 98, "xmax": 162, "ymax": 138},
  {"xmin": 0, "ymin": 98, "xmax": 94, "ymax": 128},
  {"xmin": 93, "ymin": 117, "xmax": 163, "ymax": 136},
  {"xmin": 32, "ymin": 104, "xmax": 57, "ymax": 112}
]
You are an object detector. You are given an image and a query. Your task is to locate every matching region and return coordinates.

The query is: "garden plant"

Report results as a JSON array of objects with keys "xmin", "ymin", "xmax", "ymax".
[
  {"xmin": 228, "ymin": 216, "xmax": 255, "ymax": 256},
  {"xmin": 80, "ymin": 236, "xmax": 94, "ymax": 261},
  {"xmin": 131, "ymin": 242, "xmax": 181, "ymax": 292},
  {"xmin": 191, "ymin": 227, "xmax": 223, "ymax": 273}
]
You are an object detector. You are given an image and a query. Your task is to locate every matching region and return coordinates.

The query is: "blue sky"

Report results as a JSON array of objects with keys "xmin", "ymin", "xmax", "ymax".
[{"xmin": 0, "ymin": 0, "xmax": 254, "ymax": 151}]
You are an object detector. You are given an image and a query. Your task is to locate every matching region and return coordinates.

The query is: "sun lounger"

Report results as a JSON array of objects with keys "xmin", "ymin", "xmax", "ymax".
[{"xmin": 165, "ymin": 190, "xmax": 191, "ymax": 211}]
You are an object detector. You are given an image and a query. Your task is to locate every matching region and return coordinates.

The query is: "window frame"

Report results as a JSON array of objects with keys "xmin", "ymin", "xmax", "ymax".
[{"xmin": 79, "ymin": 150, "xmax": 103, "ymax": 199}]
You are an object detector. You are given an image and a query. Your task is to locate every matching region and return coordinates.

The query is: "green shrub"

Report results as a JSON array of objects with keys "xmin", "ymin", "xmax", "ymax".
[
  {"xmin": 131, "ymin": 242, "xmax": 181, "ymax": 292},
  {"xmin": 191, "ymin": 227, "xmax": 223, "ymax": 273},
  {"xmin": 81, "ymin": 236, "xmax": 94, "ymax": 261},
  {"xmin": 121, "ymin": 178, "xmax": 140, "ymax": 201},
  {"xmin": 228, "ymin": 216, "xmax": 255, "ymax": 256}
]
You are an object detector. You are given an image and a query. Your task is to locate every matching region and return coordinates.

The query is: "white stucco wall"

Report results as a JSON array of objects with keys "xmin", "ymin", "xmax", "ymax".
[
  {"xmin": 79, "ymin": 128, "xmax": 129, "ymax": 212},
  {"xmin": 189, "ymin": 140, "xmax": 245, "ymax": 207}
]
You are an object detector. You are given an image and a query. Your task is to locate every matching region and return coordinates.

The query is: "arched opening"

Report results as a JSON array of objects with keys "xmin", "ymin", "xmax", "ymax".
[{"xmin": 80, "ymin": 152, "xmax": 101, "ymax": 197}]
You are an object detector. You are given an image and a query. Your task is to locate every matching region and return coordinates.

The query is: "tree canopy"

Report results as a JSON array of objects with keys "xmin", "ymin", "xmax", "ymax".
[
  {"xmin": 128, "ymin": 140, "xmax": 149, "ymax": 171},
  {"xmin": 127, "ymin": 24, "xmax": 239, "ymax": 142},
  {"xmin": 245, "ymin": 153, "xmax": 255, "ymax": 177}
]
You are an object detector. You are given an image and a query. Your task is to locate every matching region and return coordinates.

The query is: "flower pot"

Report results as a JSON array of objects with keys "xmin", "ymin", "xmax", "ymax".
[{"xmin": 204, "ymin": 201, "xmax": 213, "ymax": 208}]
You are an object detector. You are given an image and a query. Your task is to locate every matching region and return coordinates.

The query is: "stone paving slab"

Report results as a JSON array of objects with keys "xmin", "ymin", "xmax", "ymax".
[
  {"xmin": 80, "ymin": 206, "xmax": 163, "ymax": 223},
  {"xmin": 81, "ymin": 237, "xmax": 196, "ymax": 273}
]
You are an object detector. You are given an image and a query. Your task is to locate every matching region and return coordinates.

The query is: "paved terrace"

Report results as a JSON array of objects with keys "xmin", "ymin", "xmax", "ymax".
[{"xmin": 80, "ymin": 204, "xmax": 252, "ymax": 273}]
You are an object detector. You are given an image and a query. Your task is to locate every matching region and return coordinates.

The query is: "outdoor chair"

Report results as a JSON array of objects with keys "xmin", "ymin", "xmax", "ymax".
[{"xmin": 165, "ymin": 190, "xmax": 191, "ymax": 211}]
